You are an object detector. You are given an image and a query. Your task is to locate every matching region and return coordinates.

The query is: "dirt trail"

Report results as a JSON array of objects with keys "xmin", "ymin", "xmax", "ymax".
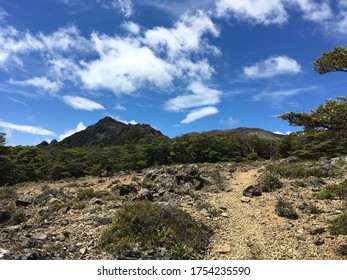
[{"xmin": 205, "ymin": 166, "xmax": 272, "ymax": 259}]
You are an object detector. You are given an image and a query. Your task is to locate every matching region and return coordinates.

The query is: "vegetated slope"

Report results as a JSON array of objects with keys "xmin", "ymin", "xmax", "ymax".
[
  {"xmin": 56, "ymin": 117, "xmax": 167, "ymax": 147},
  {"xmin": 185, "ymin": 127, "xmax": 284, "ymax": 141}
]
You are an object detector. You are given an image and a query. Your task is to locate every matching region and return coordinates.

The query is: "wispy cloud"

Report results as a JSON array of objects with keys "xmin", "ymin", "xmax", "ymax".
[
  {"xmin": 181, "ymin": 106, "xmax": 218, "ymax": 124},
  {"xmin": 115, "ymin": 103, "xmax": 127, "ymax": 111},
  {"xmin": 9, "ymin": 77, "xmax": 62, "ymax": 94},
  {"xmin": 62, "ymin": 95, "xmax": 105, "ymax": 111},
  {"xmin": 8, "ymin": 97, "xmax": 28, "ymax": 106},
  {"xmin": 252, "ymin": 86, "xmax": 317, "ymax": 104},
  {"xmin": 59, "ymin": 122, "xmax": 86, "ymax": 141},
  {"xmin": 243, "ymin": 55, "xmax": 302, "ymax": 79},
  {"xmin": 97, "ymin": 0, "xmax": 134, "ymax": 17},
  {"xmin": 0, "ymin": 7, "xmax": 9, "ymax": 22},
  {"xmin": 0, "ymin": 121, "xmax": 55, "ymax": 136}
]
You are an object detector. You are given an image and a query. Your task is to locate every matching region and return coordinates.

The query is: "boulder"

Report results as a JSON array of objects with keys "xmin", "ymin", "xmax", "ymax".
[{"xmin": 243, "ymin": 185, "xmax": 262, "ymax": 198}]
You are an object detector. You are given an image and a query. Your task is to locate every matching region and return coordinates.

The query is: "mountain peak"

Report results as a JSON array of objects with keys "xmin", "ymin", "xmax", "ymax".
[{"xmin": 57, "ymin": 117, "xmax": 165, "ymax": 147}]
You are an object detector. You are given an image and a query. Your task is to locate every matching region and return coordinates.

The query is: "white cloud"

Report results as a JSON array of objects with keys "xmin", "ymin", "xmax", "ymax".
[
  {"xmin": 252, "ymin": 86, "xmax": 317, "ymax": 103},
  {"xmin": 227, "ymin": 116, "xmax": 240, "ymax": 126},
  {"xmin": 216, "ymin": 0, "xmax": 288, "ymax": 25},
  {"xmin": 144, "ymin": 10, "xmax": 219, "ymax": 59},
  {"xmin": 8, "ymin": 77, "xmax": 62, "ymax": 94},
  {"xmin": 58, "ymin": 122, "xmax": 86, "ymax": 141},
  {"xmin": 243, "ymin": 55, "xmax": 302, "ymax": 79},
  {"xmin": 106, "ymin": 114, "xmax": 137, "ymax": 124},
  {"xmin": 97, "ymin": 0, "xmax": 133, "ymax": 17},
  {"xmin": 288, "ymin": 0, "xmax": 332, "ymax": 23},
  {"xmin": 62, "ymin": 95, "xmax": 105, "ymax": 111},
  {"xmin": 0, "ymin": 121, "xmax": 55, "ymax": 136},
  {"xmin": 122, "ymin": 21, "xmax": 141, "ymax": 34},
  {"xmin": 0, "ymin": 7, "xmax": 9, "ymax": 22},
  {"xmin": 181, "ymin": 106, "xmax": 218, "ymax": 124},
  {"xmin": 115, "ymin": 103, "xmax": 127, "ymax": 111},
  {"xmin": 165, "ymin": 81, "xmax": 222, "ymax": 112},
  {"xmin": 273, "ymin": 131, "xmax": 292, "ymax": 135},
  {"xmin": 78, "ymin": 34, "xmax": 174, "ymax": 94}
]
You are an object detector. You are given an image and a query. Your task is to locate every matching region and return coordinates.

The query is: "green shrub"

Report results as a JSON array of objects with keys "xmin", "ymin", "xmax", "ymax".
[
  {"xmin": 260, "ymin": 172, "xmax": 283, "ymax": 192},
  {"xmin": 76, "ymin": 188, "xmax": 96, "ymax": 200},
  {"xmin": 269, "ymin": 162, "xmax": 335, "ymax": 179},
  {"xmin": 101, "ymin": 201, "xmax": 211, "ymax": 259},
  {"xmin": 275, "ymin": 197, "xmax": 298, "ymax": 219},
  {"xmin": 316, "ymin": 180, "xmax": 347, "ymax": 200},
  {"xmin": 0, "ymin": 187, "xmax": 17, "ymax": 201},
  {"xmin": 9, "ymin": 209, "xmax": 26, "ymax": 225},
  {"xmin": 329, "ymin": 213, "xmax": 347, "ymax": 235}
]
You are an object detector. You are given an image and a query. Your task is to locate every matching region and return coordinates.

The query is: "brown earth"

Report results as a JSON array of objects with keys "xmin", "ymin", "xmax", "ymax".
[{"xmin": 0, "ymin": 160, "xmax": 346, "ymax": 260}]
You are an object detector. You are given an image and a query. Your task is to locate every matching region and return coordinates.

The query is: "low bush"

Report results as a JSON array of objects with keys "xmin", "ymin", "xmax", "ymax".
[
  {"xmin": 260, "ymin": 172, "xmax": 283, "ymax": 192},
  {"xmin": 269, "ymin": 162, "xmax": 335, "ymax": 179},
  {"xmin": 9, "ymin": 209, "xmax": 26, "ymax": 225},
  {"xmin": 329, "ymin": 213, "xmax": 347, "ymax": 235},
  {"xmin": 275, "ymin": 197, "xmax": 298, "ymax": 219},
  {"xmin": 0, "ymin": 187, "xmax": 17, "ymax": 201},
  {"xmin": 101, "ymin": 200, "xmax": 211, "ymax": 259},
  {"xmin": 316, "ymin": 180, "xmax": 347, "ymax": 200}
]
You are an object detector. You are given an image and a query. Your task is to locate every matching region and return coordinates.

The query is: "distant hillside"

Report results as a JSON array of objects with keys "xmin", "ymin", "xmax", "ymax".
[
  {"xmin": 185, "ymin": 127, "xmax": 284, "ymax": 141},
  {"xmin": 55, "ymin": 117, "xmax": 167, "ymax": 147}
]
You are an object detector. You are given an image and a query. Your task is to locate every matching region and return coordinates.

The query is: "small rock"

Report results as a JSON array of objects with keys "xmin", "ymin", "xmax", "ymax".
[
  {"xmin": 221, "ymin": 212, "xmax": 229, "ymax": 218},
  {"xmin": 0, "ymin": 248, "xmax": 10, "ymax": 259},
  {"xmin": 31, "ymin": 233, "xmax": 47, "ymax": 240},
  {"xmin": 297, "ymin": 234, "xmax": 307, "ymax": 241},
  {"xmin": 15, "ymin": 199, "xmax": 32, "ymax": 207},
  {"xmin": 90, "ymin": 197, "xmax": 103, "ymax": 205},
  {"xmin": 0, "ymin": 209, "xmax": 10, "ymax": 223},
  {"xmin": 96, "ymin": 217, "xmax": 112, "ymax": 225},
  {"xmin": 79, "ymin": 247, "xmax": 87, "ymax": 256},
  {"xmin": 241, "ymin": 196, "xmax": 251, "ymax": 203},
  {"xmin": 4, "ymin": 225, "xmax": 21, "ymax": 232},
  {"xmin": 135, "ymin": 188, "xmax": 153, "ymax": 201},
  {"xmin": 310, "ymin": 227, "xmax": 325, "ymax": 235},
  {"xmin": 313, "ymin": 237, "xmax": 325, "ymax": 246},
  {"xmin": 287, "ymin": 156, "xmax": 299, "ymax": 163},
  {"xmin": 212, "ymin": 244, "xmax": 232, "ymax": 254}
]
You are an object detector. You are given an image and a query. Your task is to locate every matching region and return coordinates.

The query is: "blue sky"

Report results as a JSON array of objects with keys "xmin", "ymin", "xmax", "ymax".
[{"xmin": 1, "ymin": 0, "xmax": 347, "ymax": 146}]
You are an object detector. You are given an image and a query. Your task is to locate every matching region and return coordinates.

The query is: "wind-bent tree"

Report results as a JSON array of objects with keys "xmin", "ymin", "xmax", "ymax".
[
  {"xmin": 279, "ymin": 97, "xmax": 347, "ymax": 132},
  {"xmin": 312, "ymin": 46, "xmax": 347, "ymax": 75}
]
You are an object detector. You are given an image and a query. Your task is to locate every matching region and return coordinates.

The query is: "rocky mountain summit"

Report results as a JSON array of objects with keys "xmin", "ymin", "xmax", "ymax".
[{"xmin": 1, "ymin": 158, "xmax": 346, "ymax": 260}]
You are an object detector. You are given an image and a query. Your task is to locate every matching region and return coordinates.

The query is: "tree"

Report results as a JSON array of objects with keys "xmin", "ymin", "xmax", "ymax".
[
  {"xmin": 279, "ymin": 97, "xmax": 347, "ymax": 132},
  {"xmin": 312, "ymin": 46, "xmax": 347, "ymax": 75},
  {"xmin": 0, "ymin": 133, "xmax": 5, "ymax": 146}
]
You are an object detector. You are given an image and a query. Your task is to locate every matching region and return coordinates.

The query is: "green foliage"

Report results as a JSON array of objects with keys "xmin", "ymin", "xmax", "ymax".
[
  {"xmin": 260, "ymin": 172, "xmax": 283, "ymax": 192},
  {"xmin": 0, "ymin": 133, "xmax": 5, "ymax": 146},
  {"xmin": 0, "ymin": 187, "xmax": 17, "ymax": 201},
  {"xmin": 9, "ymin": 209, "xmax": 26, "ymax": 225},
  {"xmin": 275, "ymin": 197, "xmax": 298, "ymax": 219},
  {"xmin": 269, "ymin": 162, "xmax": 334, "ymax": 179},
  {"xmin": 279, "ymin": 97, "xmax": 347, "ymax": 133},
  {"xmin": 329, "ymin": 213, "xmax": 347, "ymax": 235},
  {"xmin": 101, "ymin": 201, "xmax": 211, "ymax": 259},
  {"xmin": 312, "ymin": 46, "xmax": 347, "ymax": 75},
  {"xmin": 316, "ymin": 180, "xmax": 347, "ymax": 200},
  {"xmin": 76, "ymin": 188, "xmax": 96, "ymax": 201}
]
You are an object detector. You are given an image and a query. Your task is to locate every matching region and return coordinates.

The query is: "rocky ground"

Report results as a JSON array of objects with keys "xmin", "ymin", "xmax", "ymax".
[{"xmin": 0, "ymin": 158, "xmax": 346, "ymax": 260}]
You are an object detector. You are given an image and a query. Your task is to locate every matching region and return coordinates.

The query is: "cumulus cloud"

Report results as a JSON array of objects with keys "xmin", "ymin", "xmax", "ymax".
[
  {"xmin": 289, "ymin": 0, "xmax": 332, "ymax": 23},
  {"xmin": 181, "ymin": 106, "xmax": 218, "ymax": 124},
  {"xmin": 58, "ymin": 122, "xmax": 86, "ymax": 141},
  {"xmin": 216, "ymin": 0, "xmax": 288, "ymax": 25},
  {"xmin": 243, "ymin": 55, "xmax": 302, "ymax": 79},
  {"xmin": 165, "ymin": 81, "xmax": 222, "ymax": 112},
  {"xmin": 144, "ymin": 10, "xmax": 219, "ymax": 59},
  {"xmin": 0, "ymin": 121, "xmax": 55, "ymax": 136},
  {"xmin": 78, "ymin": 34, "xmax": 173, "ymax": 94},
  {"xmin": 62, "ymin": 95, "xmax": 105, "ymax": 111},
  {"xmin": 273, "ymin": 131, "xmax": 292, "ymax": 135},
  {"xmin": 8, "ymin": 77, "xmax": 62, "ymax": 94}
]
